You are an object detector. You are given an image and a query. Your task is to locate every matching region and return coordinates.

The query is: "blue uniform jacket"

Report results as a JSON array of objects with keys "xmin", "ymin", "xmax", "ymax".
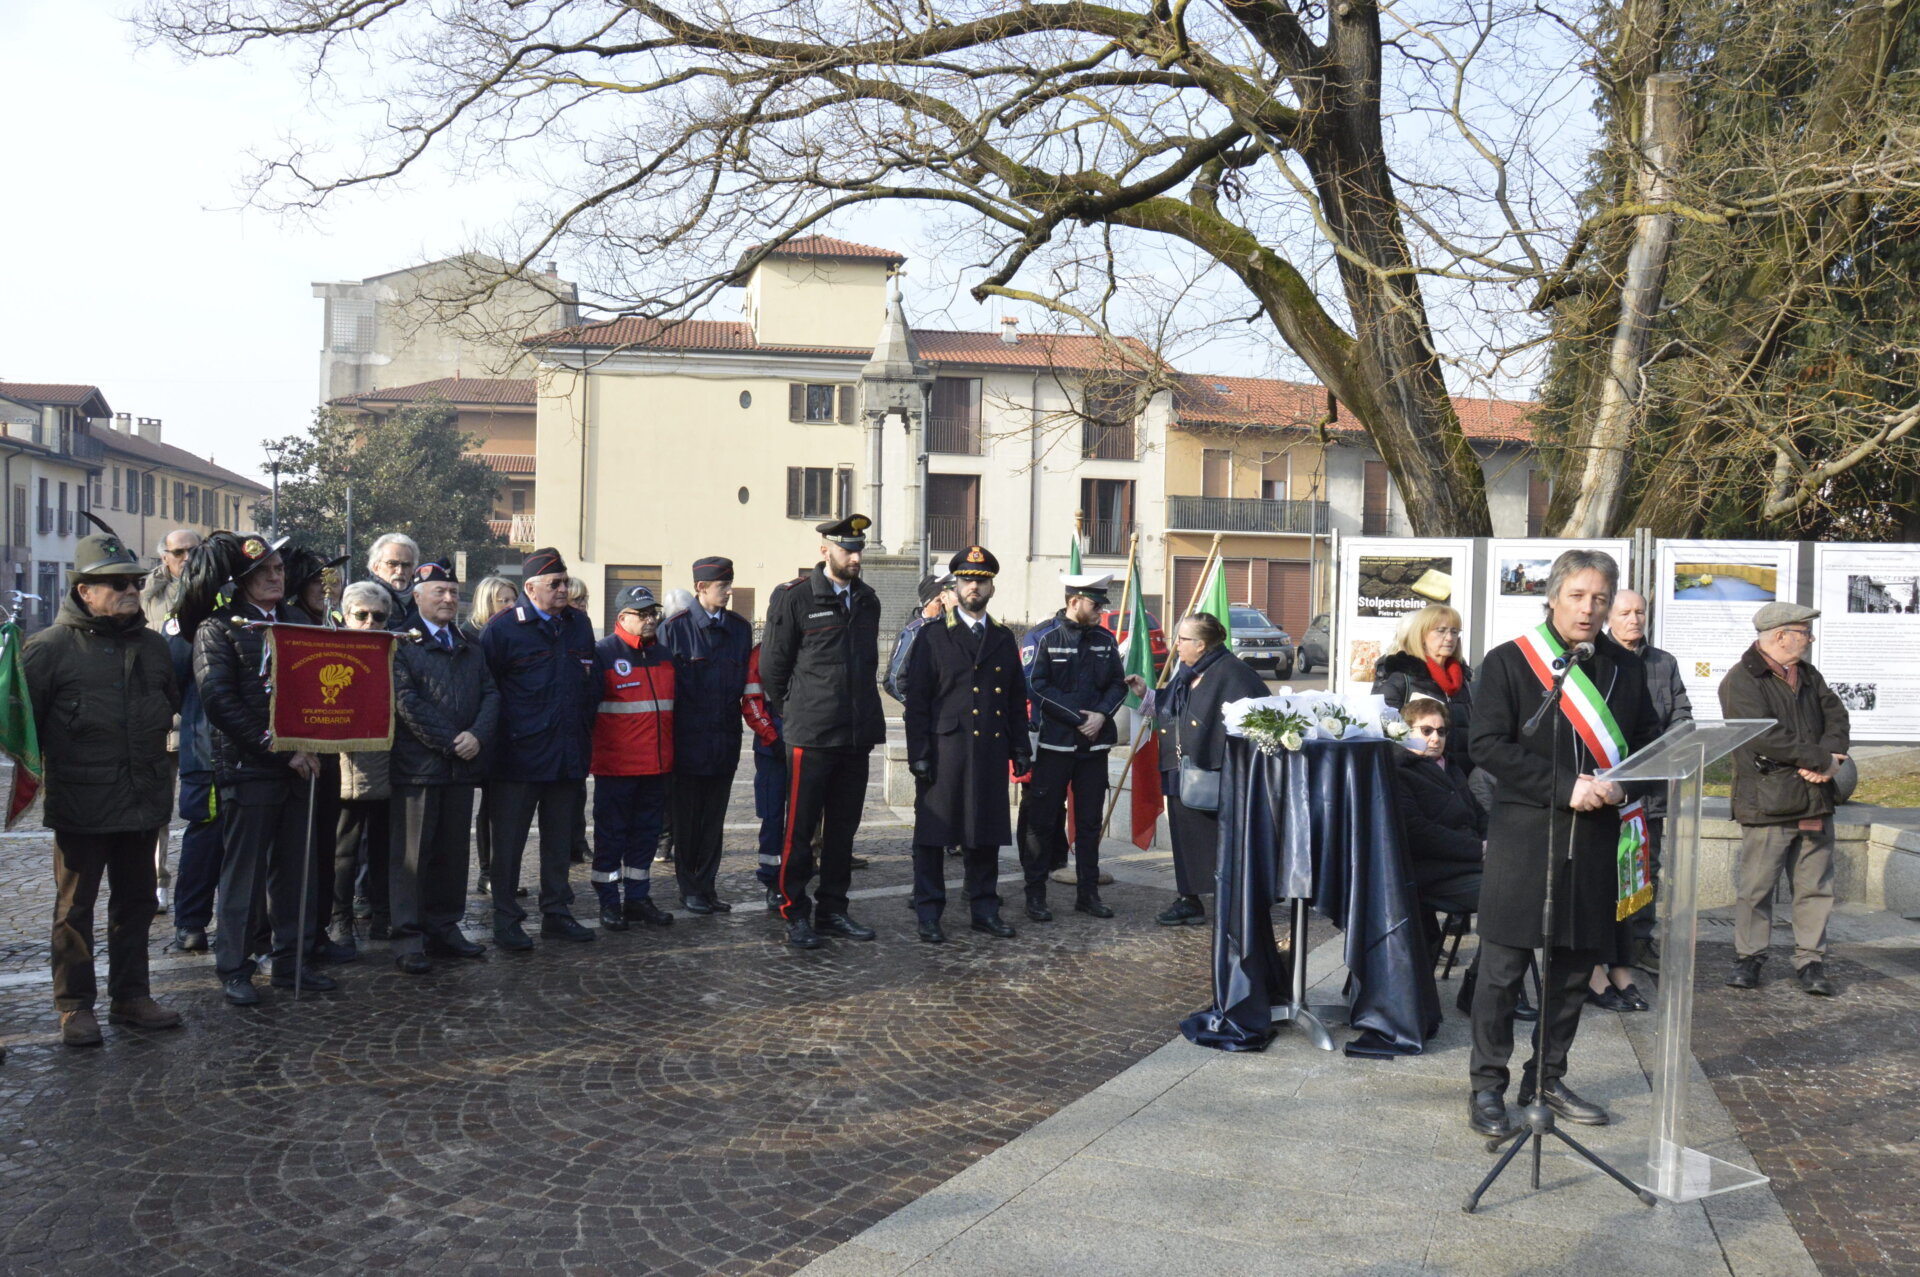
[
  {"xmin": 884, "ymin": 612, "xmax": 935, "ymax": 704},
  {"xmin": 1021, "ymin": 610, "xmax": 1126, "ymax": 751},
  {"xmin": 479, "ymin": 597, "xmax": 598, "ymax": 782},
  {"xmin": 657, "ymin": 606, "xmax": 753, "ymax": 775},
  {"xmin": 166, "ymin": 624, "xmax": 212, "ymax": 776}
]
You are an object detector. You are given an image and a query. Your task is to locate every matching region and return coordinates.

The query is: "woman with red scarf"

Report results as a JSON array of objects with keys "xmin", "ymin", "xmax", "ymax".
[{"xmin": 1373, "ymin": 604, "xmax": 1475, "ymax": 774}]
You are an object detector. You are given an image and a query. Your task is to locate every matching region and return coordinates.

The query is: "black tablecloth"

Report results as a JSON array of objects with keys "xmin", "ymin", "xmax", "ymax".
[{"xmin": 1179, "ymin": 735, "xmax": 1442, "ymax": 1055}]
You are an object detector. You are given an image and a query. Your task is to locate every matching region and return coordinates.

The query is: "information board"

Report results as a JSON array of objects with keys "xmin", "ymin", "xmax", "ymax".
[
  {"xmin": 1810, "ymin": 543, "xmax": 1920, "ymax": 741},
  {"xmin": 1482, "ymin": 538, "xmax": 1633, "ymax": 653},
  {"xmin": 1332, "ymin": 537, "xmax": 1475, "ymax": 693},
  {"xmin": 1653, "ymin": 540, "xmax": 1800, "ymax": 723}
]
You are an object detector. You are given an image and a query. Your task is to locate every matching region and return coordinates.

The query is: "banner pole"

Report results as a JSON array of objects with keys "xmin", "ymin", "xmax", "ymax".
[
  {"xmin": 1097, "ymin": 537, "xmax": 1144, "ymax": 839},
  {"xmin": 295, "ymin": 769, "xmax": 317, "ymax": 1001}
]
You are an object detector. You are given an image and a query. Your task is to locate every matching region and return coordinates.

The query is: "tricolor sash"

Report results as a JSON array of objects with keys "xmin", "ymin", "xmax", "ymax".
[{"xmin": 1515, "ymin": 624, "xmax": 1654, "ymax": 921}]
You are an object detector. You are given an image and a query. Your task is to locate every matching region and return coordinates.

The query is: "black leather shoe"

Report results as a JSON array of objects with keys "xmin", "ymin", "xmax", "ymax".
[
  {"xmin": 764, "ymin": 888, "xmax": 785, "ymax": 913},
  {"xmin": 1518, "ymin": 1073, "xmax": 1609, "ymax": 1126},
  {"xmin": 787, "ymin": 918, "xmax": 822, "ymax": 949},
  {"xmin": 493, "ymin": 923, "xmax": 534, "ymax": 952},
  {"xmin": 1469, "ymin": 1088, "xmax": 1515, "ymax": 1139},
  {"xmin": 176, "ymin": 927, "xmax": 208, "ymax": 952},
  {"xmin": 1727, "ymin": 955, "xmax": 1763, "ymax": 989},
  {"xmin": 1797, "ymin": 962, "xmax": 1835, "ymax": 996},
  {"xmin": 917, "ymin": 920, "xmax": 947, "ymax": 944},
  {"xmin": 707, "ymin": 895, "xmax": 733, "ymax": 914},
  {"xmin": 396, "ymin": 952, "xmax": 432, "ymax": 975},
  {"xmin": 1075, "ymin": 892, "xmax": 1115, "ymax": 919},
  {"xmin": 682, "ymin": 895, "xmax": 716, "ymax": 915},
  {"xmin": 1156, "ymin": 895, "xmax": 1205, "ymax": 927},
  {"xmin": 599, "ymin": 906, "xmax": 630, "ymax": 932},
  {"xmin": 312, "ymin": 936, "xmax": 360, "ymax": 965},
  {"xmin": 1586, "ymin": 986, "xmax": 1629, "ymax": 1012},
  {"xmin": 270, "ymin": 968, "xmax": 339, "ymax": 992},
  {"xmin": 625, "ymin": 899, "xmax": 674, "ymax": 927},
  {"xmin": 540, "ymin": 914, "xmax": 596, "ymax": 942},
  {"xmin": 817, "ymin": 913, "xmax": 877, "ymax": 941},
  {"xmin": 222, "ymin": 975, "xmax": 260, "ymax": 1006},
  {"xmin": 425, "ymin": 933, "xmax": 486, "ymax": 959},
  {"xmin": 971, "ymin": 914, "xmax": 1016, "ymax": 938},
  {"xmin": 849, "ymin": 855, "xmax": 870, "ymax": 869},
  {"xmin": 1617, "ymin": 983, "xmax": 1651, "ymax": 1012},
  {"xmin": 1025, "ymin": 895, "xmax": 1053, "ymax": 923}
]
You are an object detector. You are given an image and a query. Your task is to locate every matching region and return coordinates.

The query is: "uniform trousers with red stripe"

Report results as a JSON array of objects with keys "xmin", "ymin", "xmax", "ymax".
[
  {"xmin": 593, "ymin": 774, "xmax": 667, "ymax": 908},
  {"xmin": 777, "ymin": 744, "xmax": 871, "ymax": 923}
]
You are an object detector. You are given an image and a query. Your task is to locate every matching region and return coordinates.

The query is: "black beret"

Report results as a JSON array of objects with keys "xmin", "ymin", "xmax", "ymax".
[{"xmin": 415, "ymin": 560, "xmax": 458, "ymax": 585}]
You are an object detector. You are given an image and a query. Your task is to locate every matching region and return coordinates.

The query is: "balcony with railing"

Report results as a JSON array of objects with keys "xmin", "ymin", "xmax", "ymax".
[
  {"xmin": 1167, "ymin": 494, "xmax": 1329, "ymax": 535},
  {"xmin": 927, "ymin": 514, "xmax": 984, "ymax": 554},
  {"xmin": 488, "ymin": 514, "xmax": 537, "ymax": 546},
  {"xmin": 67, "ymin": 432, "xmax": 105, "ymax": 463},
  {"xmin": 926, "ymin": 415, "xmax": 982, "ymax": 456},
  {"xmin": 1081, "ymin": 419, "xmax": 1136, "ymax": 461},
  {"xmin": 1083, "ymin": 518, "xmax": 1135, "ymax": 557}
]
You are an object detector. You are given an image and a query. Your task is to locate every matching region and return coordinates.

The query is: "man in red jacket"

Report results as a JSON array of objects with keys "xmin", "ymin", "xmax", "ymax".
[{"xmin": 589, "ymin": 586, "xmax": 676, "ymax": 931}]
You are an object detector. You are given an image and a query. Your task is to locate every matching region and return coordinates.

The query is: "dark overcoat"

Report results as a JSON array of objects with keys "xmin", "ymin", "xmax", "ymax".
[
  {"xmin": 657, "ymin": 606, "xmax": 752, "ymax": 776},
  {"xmin": 1390, "ymin": 747, "xmax": 1484, "ymax": 910},
  {"xmin": 478, "ymin": 597, "xmax": 597, "ymax": 783},
  {"xmin": 903, "ymin": 611, "xmax": 1028, "ymax": 848},
  {"xmin": 761, "ymin": 565, "xmax": 886, "ymax": 749},
  {"xmin": 1372, "ymin": 651, "xmax": 1475, "ymax": 772},
  {"xmin": 1468, "ymin": 630, "xmax": 1657, "ymax": 951}
]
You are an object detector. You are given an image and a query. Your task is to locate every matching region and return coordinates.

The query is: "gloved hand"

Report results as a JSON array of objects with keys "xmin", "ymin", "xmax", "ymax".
[
  {"xmin": 1011, "ymin": 752, "xmax": 1033, "ymax": 776},
  {"xmin": 909, "ymin": 757, "xmax": 934, "ymax": 783}
]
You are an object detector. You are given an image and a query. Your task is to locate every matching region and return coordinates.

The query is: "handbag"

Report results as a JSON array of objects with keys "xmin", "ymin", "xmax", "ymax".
[{"xmin": 1178, "ymin": 755, "xmax": 1220, "ymax": 813}]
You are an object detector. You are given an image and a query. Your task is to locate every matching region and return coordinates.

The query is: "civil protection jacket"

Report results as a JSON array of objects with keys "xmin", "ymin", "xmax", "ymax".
[
  {"xmin": 591, "ymin": 629, "xmax": 674, "ymax": 777},
  {"xmin": 657, "ymin": 605, "xmax": 752, "ymax": 775},
  {"xmin": 23, "ymin": 592, "xmax": 179, "ymax": 833},
  {"xmin": 760, "ymin": 564, "xmax": 885, "ymax": 750},
  {"xmin": 479, "ymin": 596, "xmax": 597, "ymax": 783},
  {"xmin": 743, "ymin": 644, "xmax": 781, "ymax": 756},
  {"xmin": 1719, "ymin": 644, "xmax": 1850, "ymax": 826},
  {"xmin": 1022, "ymin": 611, "xmax": 1126, "ymax": 752},
  {"xmin": 193, "ymin": 601, "xmax": 301, "ymax": 787},
  {"xmin": 392, "ymin": 622, "xmax": 500, "ymax": 787}
]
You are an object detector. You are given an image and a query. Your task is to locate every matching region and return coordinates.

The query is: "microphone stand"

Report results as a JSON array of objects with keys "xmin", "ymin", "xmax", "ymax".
[{"xmin": 1466, "ymin": 648, "xmax": 1656, "ymax": 1212}]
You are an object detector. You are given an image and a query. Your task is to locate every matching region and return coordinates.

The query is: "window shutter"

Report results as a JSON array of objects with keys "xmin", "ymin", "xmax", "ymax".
[
  {"xmin": 837, "ymin": 385, "xmax": 854, "ymax": 424},
  {"xmin": 835, "ymin": 467, "xmax": 853, "ymax": 517},
  {"xmin": 786, "ymin": 467, "xmax": 803, "ymax": 517},
  {"xmin": 789, "ymin": 383, "xmax": 805, "ymax": 422}
]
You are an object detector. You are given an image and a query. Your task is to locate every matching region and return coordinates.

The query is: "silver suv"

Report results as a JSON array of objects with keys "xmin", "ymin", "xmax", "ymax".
[{"xmin": 1229, "ymin": 607, "xmax": 1295, "ymax": 678}]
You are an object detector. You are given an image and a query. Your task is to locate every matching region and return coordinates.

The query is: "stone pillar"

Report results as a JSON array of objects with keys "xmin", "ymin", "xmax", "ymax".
[
  {"xmin": 898, "ymin": 407, "xmax": 924, "ymax": 561},
  {"xmin": 863, "ymin": 409, "xmax": 888, "ymax": 553}
]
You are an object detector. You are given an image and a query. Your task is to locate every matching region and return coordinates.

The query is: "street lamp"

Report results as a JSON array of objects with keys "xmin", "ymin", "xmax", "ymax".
[{"xmin": 263, "ymin": 440, "xmax": 287, "ymax": 537}]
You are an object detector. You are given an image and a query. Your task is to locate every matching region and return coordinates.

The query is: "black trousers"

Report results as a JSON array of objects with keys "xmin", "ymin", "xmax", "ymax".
[
  {"xmin": 214, "ymin": 777, "xmax": 319, "ymax": 980},
  {"xmin": 777, "ymin": 744, "xmax": 870, "ymax": 922},
  {"xmin": 488, "ymin": 778, "xmax": 582, "ymax": 927},
  {"xmin": 1020, "ymin": 749, "xmax": 1107, "ymax": 893},
  {"xmin": 473, "ymin": 785, "xmax": 493, "ymax": 884},
  {"xmin": 52, "ymin": 829, "xmax": 160, "ymax": 1012},
  {"xmin": 172, "ymin": 770, "xmax": 221, "ymax": 932},
  {"xmin": 333, "ymin": 798, "xmax": 391, "ymax": 929},
  {"xmin": 307, "ymin": 761, "xmax": 342, "ymax": 939},
  {"xmin": 672, "ymin": 769, "xmax": 736, "ymax": 900},
  {"xmin": 390, "ymin": 784, "xmax": 475, "ymax": 956},
  {"xmin": 1468, "ymin": 940, "xmax": 1601, "ymax": 1091},
  {"xmin": 913, "ymin": 844, "xmax": 1001, "ymax": 923}
]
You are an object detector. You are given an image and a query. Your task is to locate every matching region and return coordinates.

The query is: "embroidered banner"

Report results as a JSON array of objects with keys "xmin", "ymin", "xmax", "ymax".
[{"xmin": 267, "ymin": 624, "xmax": 396, "ymax": 753}]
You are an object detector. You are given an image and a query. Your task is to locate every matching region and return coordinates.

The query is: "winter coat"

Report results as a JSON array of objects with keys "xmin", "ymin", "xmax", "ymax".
[
  {"xmin": 903, "ymin": 610, "xmax": 1029, "ymax": 848},
  {"xmin": 1718, "ymin": 644, "xmax": 1850, "ymax": 827},
  {"xmin": 657, "ymin": 605, "xmax": 752, "ymax": 775},
  {"xmin": 479, "ymin": 596, "xmax": 597, "ymax": 783},
  {"xmin": 1391, "ymin": 746, "xmax": 1485, "ymax": 912},
  {"xmin": 339, "ymin": 745, "xmax": 391, "ymax": 802},
  {"xmin": 1620, "ymin": 639, "xmax": 1692, "ymax": 817},
  {"xmin": 369, "ymin": 578, "xmax": 416, "ymax": 632},
  {"xmin": 22, "ymin": 592, "xmax": 179, "ymax": 833},
  {"xmin": 193, "ymin": 601, "xmax": 301, "ymax": 787},
  {"xmin": 140, "ymin": 563, "xmax": 180, "ymax": 634},
  {"xmin": 166, "ymin": 626, "xmax": 212, "ymax": 776},
  {"xmin": 392, "ymin": 622, "xmax": 500, "ymax": 787},
  {"xmin": 591, "ymin": 629, "xmax": 674, "ymax": 777},
  {"xmin": 1021, "ymin": 611, "xmax": 1126, "ymax": 753},
  {"xmin": 1156, "ymin": 644, "xmax": 1269, "ymax": 774},
  {"xmin": 1468, "ymin": 629, "xmax": 1658, "ymax": 951},
  {"xmin": 760, "ymin": 564, "xmax": 886, "ymax": 750},
  {"xmin": 1372, "ymin": 651, "xmax": 1474, "ymax": 772},
  {"xmin": 884, "ymin": 611, "xmax": 936, "ymax": 704}
]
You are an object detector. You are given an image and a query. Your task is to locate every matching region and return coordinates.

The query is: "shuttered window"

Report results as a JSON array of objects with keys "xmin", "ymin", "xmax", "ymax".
[
  {"xmin": 1362, "ymin": 460, "xmax": 1390, "ymax": 536},
  {"xmin": 786, "ymin": 466, "xmax": 851, "ymax": 518},
  {"xmin": 788, "ymin": 383, "xmax": 852, "ymax": 423},
  {"xmin": 1527, "ymin": 470, "xmax": 1550, "ymax": 537}
]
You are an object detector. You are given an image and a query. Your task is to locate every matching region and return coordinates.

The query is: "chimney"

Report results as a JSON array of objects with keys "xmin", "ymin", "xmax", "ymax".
[
  {"xmin": 136, "ymin": 417, "xmax": 162, "ymax": 443},
  {"xmin": 114, "ymin": 412, "xmax": 132, "ymax": 434},
  {"xmin": 543, "ymin": 260, "xmax": 558, "ymax": 277},
  {"xmin": 1000, "ymin": 317, "xmax": 1019, "ymax": 345}
]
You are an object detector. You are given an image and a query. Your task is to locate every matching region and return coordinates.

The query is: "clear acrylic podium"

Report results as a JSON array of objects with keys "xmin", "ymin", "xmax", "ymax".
[{"xmin": 1597, "ymin": 717, "xmax": 1774, "ymax": 1203}]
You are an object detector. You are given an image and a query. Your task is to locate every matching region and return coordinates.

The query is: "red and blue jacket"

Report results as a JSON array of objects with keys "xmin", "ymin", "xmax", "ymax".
[{"xmin": 590, "ymin": 629, "xmax": 674, "ymax": 776}]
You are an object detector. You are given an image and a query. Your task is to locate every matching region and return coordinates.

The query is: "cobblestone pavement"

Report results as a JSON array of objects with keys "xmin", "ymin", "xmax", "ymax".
[
  {"xmin": 1689, "ymin": 921, "xmax": 1920, "ymax": 1277},
  {"xmin": 0, "ymin": 806, "xmax": 1224, "ymax": 1276}
]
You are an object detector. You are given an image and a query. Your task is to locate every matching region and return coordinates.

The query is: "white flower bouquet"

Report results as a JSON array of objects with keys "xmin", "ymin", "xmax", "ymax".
[{"xmin": 1222, "ymin": 691, "xmax": 1405, "ymax": 751}]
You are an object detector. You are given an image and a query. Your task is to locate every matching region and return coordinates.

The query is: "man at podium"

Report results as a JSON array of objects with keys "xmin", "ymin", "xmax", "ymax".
[{"xmin": 1465, "ymin": 549, "xmax": 1659, "ymax": 1139}]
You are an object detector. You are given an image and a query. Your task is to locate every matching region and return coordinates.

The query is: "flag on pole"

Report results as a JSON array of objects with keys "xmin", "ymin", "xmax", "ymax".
[
  {"xmin": 1196, "ymin": 555, "xmax": 1232, "ymax": 642},
  {"xmin": 0, "ymin": 622, "xmax": 42, "ymax": 829},
  {"xmin": 1127, "ymin": 713, "xmax": 1162, "ymax": 850},
  {"xmin": 1119, "ymin": 555, "xmax": 1155, "ymax": 710},
  {"xmin": 1068, "ymin": 528, "xmax": 1083, "ymax": 575}
]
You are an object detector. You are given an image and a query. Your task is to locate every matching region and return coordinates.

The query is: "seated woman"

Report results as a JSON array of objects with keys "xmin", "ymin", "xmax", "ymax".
[
  {"xmin": 1393, "ymin": 695, "xmax": 1485, "ymax": 955},
  {"xmin": 1374, "ymin": 604, "xmax": 1474, "ymax": 774}
]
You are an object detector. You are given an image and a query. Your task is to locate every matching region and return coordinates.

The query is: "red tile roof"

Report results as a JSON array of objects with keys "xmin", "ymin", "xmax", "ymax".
[
  {"xmin": 94, "ymin": 427, "xmax": 269, "ymax": 493},
  {"xmin": 915, "ymin": 330, "xmax": 1162, "ymax": 373},
  {"xmin": 529, "ymin": 316, "xmax": 872, "ymax": 357},
  {"xmin": 334, "ymin": 377, "xmax": 536, "ymax": 408},
  {"xmin": 762, "ymin": 236, "xmax": 906, "ymax": 263},
  {"xmin": 475, "ymin": 453, "xmax": 535, "ymax": 475},
  {"xmin": 0, "ymin": 382, "xmax": 113, "ymax": 416},
  {"xmin": 1175, "ymin": 374, "xmax": 1535, "ymax": 443}
]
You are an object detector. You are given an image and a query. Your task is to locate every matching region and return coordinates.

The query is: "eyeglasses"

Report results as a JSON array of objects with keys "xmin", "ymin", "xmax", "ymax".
[
  {"xmin": 97, "ymin": 579, "xmax": 143, "ymax": 593},
  {"xmin": 348, "ymin": 609, "xmax": 389, "ymax": 623},
  {"xmin": 163, "ymin": 546, "xmax": 193, "ymax": 558},
  {"xmin": 1415, "ymin": 725, "xmax": 1449, "ymax": 736},
  {"xmin": 1778, "ymin": 628, "xmax": 1813, "ymax": 639},
  {"xmin": 378, "ymin": 559, "xmax": 414, "ymax": 571},
  {"xmin": 1429, "ymin": 627, "xmax": 1462, "ymax": 637},
  {"xmin": 1174, "ymin": 635, "xmax": 1204, "ymax": 645}
]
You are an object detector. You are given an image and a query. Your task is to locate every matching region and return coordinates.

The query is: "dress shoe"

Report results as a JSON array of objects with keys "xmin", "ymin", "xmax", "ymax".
[
  {"xmin": 1796, "ymin": 962, "xmax": 1835, "ymax": 996},
  {"xmin": 765, "ymin": 888, "xmax": 786, "ymax": 913},
  {"xmin": 1726, "ymin": 954, "xmax": 1763, "ymax": 989},
  {"xmin": 107, "ymin": 996, "xmax": 182, "ymax": 1030},
  {"xmin": 540, "ymin": 914, "xmax": 596, "ymax": 942},
  {"xmin": 817, "ymin": 912, "xmax": 877, "ymax": 941},
  {"xmin": 1025, "ymin": 894, "xmax": 1053, "ymax": 923},
  {"xmin": 1616, "ymin": 983, "xmax": 1650, "ymax": 1012},
  {"xmin": 493, "ymin": 923, "xmax": 534, "ymax": 952},
  {"xmin": 60, "ymin": 1008, "xmax": 103, "ymax": 1047},
  {"xmin": 395, "ymin": 952, "xmax": 432, "ymax": 975},
  {"xmin": 1075, "ymin": 891, "xmax": 1115, "ymax": 919},
  {"xmin": 971, "ymin": 914, "xmax": 1016, "ymax": 938},
  {"xmin": 270, "ymin": 968, "xmax": 339, "ymax": 992},
  {"xmin": 222, "ymin": 975, "xmax": 261, "ymax": 1006},
  {"xmin": 1517, "ymin": 1073, "xmax": 1609, "ymax": 1126},
  {"xmin": 313, "ymin": 935, "xmax": 360, "ymax": 965},
  {"xmin": 1586, "ymin": 986, "xmax": 1629, "ymax": 1012},
  {"xmin": 368, "ymin": 921, "xmax": 394, "ymax": 941},
  {"xmin": 787, "ymin": 917, "xmax": 822, "ymax": 949},
  {"xmin": 849, "ymin": 855, "xmax": 870, "ymax": 869},
  {"xmin": 599, "ymin": 905, "xmax": 631, "ymax": 932},
  {"xmin": 1468, "ymin": 1088, "xmax": 1515, "ymax": 1139},
  {"xmin": 1156, "ymin": 895, "xmax": 1205, "ymax": 926},
  {"xmin": 175, "ymin": 927, "xmax": 208, "ymax": 952},
  {"xmin": 706, "ymin": 895, "xmax": 734, "ymax": 913},
  {"xmin": 424, "ymin": 933, "xmax": 486, "ymax": 959},
  {"xmin": 682, "ymin": 895, "xmax": 717, "ymax": 915},
  {"xmin": 625, "ymin": 899, "xmax": 674, "ymax": 927},
  {"xmin": 917, "ymin": 919, "xmax": 947, "ymax": 944}
]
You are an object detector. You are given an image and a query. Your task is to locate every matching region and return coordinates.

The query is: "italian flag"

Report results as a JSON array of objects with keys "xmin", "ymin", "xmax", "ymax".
[
  {"xmin": 0, "ymin": 623, "xmax": 42, "ymax": 829},
  {"xmin": 1195, "ymin": 554, "xmax": 1232, "ymax": 643},
  {"xmin": 1115, "ymin": 545, "xmax": 1162, "ymax": 848}
]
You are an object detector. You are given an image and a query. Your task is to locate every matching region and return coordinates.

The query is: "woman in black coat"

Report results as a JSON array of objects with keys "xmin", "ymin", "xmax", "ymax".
[
  {"xmin": 1392, "ymin": 697, "xmax": 1485, "ymax": 943},
  {"xmin": 1373, "ymin": 603, "xmax": 1473, "ymax": 771},
  {"xmin": 1154, "ymin": 613, "xmax": 1268, "ymax": 926}
]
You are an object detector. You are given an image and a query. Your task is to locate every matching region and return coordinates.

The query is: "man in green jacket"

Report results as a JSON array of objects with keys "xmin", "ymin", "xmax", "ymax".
[{"xmin": 23, "ymin": 530, "xmax": 183, "ymax": 1047}]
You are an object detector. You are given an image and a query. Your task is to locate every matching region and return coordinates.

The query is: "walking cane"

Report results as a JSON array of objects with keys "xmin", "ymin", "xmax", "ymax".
[{"xmin": 293, "ymin": 768, "xmax": 318, "ymax": 1001}]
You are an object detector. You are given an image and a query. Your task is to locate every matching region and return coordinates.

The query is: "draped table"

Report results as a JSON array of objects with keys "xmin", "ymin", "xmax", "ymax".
[{"xmin": 1179, "ymin": 735, "xmax": 1442, "ymax": 1056}]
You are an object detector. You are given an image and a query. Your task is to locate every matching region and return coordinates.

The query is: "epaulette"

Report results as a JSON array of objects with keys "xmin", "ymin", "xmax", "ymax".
[{"xmin": 514, "ymin": 605, "xmax": 530, "ymax": 623}]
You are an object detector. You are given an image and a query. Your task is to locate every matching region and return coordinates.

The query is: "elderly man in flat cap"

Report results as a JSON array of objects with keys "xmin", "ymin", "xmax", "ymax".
[
  {"xmin": 1719, "ymin": 601, "xmax": 1851, "ymax": 996},
  {"xmin": 478, "ymin": 547, "xmax": 599, "ymax": 950},
  {"xmin": 24, "ymin": 526, "xmax": 184, "ymax": 1046},
  {"xmin": 658, "ymin": 556, "xmax": 754, "ymax": 914}
]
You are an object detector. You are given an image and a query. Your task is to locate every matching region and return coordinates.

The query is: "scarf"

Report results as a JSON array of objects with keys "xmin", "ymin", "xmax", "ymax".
[{"xmin": 1425, "ymin": 656, "xmax": 1464, "ymax": 697}]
